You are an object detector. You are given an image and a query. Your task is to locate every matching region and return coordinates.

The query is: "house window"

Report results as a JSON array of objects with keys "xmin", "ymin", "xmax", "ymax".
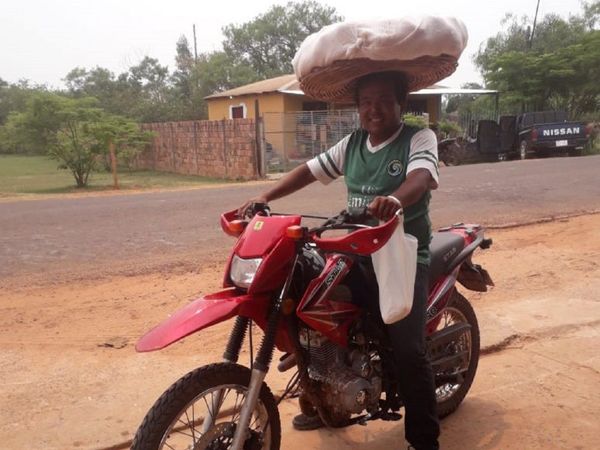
[{"xmin": 229, "ymin": 103, "xmax": 247, "ymax": 119}]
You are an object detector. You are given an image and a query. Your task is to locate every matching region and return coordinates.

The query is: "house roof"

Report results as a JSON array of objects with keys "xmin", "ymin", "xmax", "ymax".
[
  {"xmin": 205, "ymin": 74, "xmax": 497, "ymax": 100},
  {"xmin": 204, "ymin": 74, "xmax": 299, "ymax": 99}
]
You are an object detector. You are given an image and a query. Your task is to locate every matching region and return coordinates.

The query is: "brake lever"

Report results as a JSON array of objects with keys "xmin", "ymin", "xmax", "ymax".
[
  {"xmin": 248, "ymin": 202, "xmax": 271, "ymax": 218},
  {"xmin": 344, "ymin": 207, "xmax": 372, "ymax": 224}
]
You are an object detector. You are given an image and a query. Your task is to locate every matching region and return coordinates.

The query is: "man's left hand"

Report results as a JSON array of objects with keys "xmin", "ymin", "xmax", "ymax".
[{"xmin": 367, "ymin": 195, "xmax": 402, "ymax": 221}]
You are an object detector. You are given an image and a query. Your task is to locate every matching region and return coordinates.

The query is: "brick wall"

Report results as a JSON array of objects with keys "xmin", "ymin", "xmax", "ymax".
[{"xmin": 135, "ymin": 119, "xmax": 259, "ymax": 180}]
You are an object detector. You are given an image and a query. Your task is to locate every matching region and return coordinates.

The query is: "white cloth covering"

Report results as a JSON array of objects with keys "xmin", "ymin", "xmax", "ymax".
[{"xmin": 293, "ymin": 16, "xmax": 468, "ymax": 79}]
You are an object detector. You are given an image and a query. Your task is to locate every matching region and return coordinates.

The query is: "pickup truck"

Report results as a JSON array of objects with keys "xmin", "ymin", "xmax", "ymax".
[
  {"xmin": 475, "ymin": 111, "xmax": 590, "ymax": 161},
  {"xmin": 515, "ymin": 111, "xmax": 589, "ymax": 159}
]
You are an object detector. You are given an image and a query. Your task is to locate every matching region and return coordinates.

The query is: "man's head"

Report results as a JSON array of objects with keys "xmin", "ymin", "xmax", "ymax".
[{"xmin": 355, "ymin": 71, "xmax": 408, "ymax": 144}]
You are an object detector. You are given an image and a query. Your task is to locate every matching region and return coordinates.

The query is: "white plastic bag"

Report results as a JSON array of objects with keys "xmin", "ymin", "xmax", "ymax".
[{"xmin": 371, "ymin": 218, "xmax": 418, "ymax": 324}]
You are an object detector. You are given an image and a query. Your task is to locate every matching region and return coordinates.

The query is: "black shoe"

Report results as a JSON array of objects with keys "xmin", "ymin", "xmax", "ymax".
[{"xmin": 292, "ymin": 413, "xmax": 324, "ymax": 431}]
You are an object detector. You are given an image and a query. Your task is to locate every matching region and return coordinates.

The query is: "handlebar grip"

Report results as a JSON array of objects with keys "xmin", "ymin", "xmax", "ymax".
[
  {"xmin": 345, "ymin": 206, "xmax": 371, "ymax": 224},
  {"xmin": 247, "ymin": 202, "xmax": 270, "ymax": 218}
]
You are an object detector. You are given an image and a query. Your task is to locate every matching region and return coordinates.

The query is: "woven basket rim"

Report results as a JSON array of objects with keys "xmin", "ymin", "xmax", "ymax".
[{"xmin": 299, "ymin": 54, "xmax": 458, "ymax": 103}]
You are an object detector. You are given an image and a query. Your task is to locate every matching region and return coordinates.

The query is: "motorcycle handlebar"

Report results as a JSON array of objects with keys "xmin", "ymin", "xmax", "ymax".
[{"xmin": 221, "ymin": 207, "xmax": 401, "ymax": 256}]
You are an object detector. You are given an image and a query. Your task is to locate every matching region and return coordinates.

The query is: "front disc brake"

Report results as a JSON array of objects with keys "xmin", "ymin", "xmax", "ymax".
[{"xmin": 192, "ymin": 422, "xmax": 263, "ymax": 450}]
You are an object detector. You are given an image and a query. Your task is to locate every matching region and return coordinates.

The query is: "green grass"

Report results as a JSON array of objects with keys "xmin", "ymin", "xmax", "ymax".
[{"xmin": 0, "ymin": 155, "xmax": 234, "ymax": 196}]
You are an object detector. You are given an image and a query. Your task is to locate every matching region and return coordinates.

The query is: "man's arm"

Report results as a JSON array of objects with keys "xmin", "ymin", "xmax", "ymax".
[{"xmin": 237, "ymin": 163, "xmax": 316, "ymax": 217}]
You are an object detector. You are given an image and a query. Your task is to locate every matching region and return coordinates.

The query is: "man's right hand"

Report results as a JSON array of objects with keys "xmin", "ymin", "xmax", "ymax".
[{"xmin": 237, "ymin": 196, "xmax": 268, "ymax": 218}]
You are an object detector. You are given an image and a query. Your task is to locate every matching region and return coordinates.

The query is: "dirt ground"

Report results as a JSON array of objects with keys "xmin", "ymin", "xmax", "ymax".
[{"xmin": 1, "ymin": 214, "xmax": 599, "ymax": 450}]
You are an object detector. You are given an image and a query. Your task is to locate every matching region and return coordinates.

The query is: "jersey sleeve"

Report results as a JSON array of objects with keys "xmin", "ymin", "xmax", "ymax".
[
  {"xmin": 306, "ymin": 134, "xmax": 350, "ymax": 185},
  {"xmin": 407, "ymin": 128, "xmax": 439, "ymax": 184}
]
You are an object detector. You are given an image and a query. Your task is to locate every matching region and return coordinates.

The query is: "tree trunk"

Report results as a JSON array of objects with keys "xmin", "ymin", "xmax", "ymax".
[{"xmin": 109, "ymin": 139, "xmax": 119, "ymax": 189}]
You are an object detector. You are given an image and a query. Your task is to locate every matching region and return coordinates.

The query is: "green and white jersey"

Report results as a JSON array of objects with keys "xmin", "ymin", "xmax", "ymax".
[{"xmin": 306, "ymin": 124, "xmax": 439, "ymax": 265}]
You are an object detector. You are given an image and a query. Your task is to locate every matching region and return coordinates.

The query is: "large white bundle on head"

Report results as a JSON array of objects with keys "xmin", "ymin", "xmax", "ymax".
[{"xmin": 292, "ymin": 16, "xmax": 468, "ymax": 102}]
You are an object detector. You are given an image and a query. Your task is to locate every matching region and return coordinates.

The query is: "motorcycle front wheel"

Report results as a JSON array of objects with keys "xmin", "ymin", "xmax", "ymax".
[
  {"xmin": 434, "ymin": 290, "xmax": 480, "ymax": 418},
  {"xmin": 131, "ymin": 363, "xmax": 281, "ymax": 450}
]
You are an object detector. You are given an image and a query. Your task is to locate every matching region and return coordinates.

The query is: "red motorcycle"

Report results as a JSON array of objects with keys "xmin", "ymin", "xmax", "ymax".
[{"xmin": 132, "ymin": 205, "xmax": 493, "ymax": 450}]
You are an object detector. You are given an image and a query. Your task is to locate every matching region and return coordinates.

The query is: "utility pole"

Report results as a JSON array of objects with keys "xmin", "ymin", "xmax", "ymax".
[
  {"xmin": 193, "ymin": 24, "xmax": 198, "ymax": 62},
  {"xmin": 529, "ymin": 0, "xmax": 541, "ymax": 49}
]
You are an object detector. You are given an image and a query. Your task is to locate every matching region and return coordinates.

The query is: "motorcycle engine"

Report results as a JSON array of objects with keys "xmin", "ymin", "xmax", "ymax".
[{"xmin": 299, "ymin": 328, "xmax": 381, "ymax": 416}]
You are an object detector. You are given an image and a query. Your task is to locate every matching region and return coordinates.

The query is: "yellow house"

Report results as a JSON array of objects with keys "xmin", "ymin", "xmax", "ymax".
[
  {"xmin": 206, "ymin": 73, "xmax": 445, "ymax": 119},
  {"xmin": 205, "ymin": 74, "xmax": 444, "ymax": 159}
]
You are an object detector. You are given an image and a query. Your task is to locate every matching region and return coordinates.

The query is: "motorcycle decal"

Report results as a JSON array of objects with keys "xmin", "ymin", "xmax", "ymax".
[
  {"xmin": 298, "ymin": 255, "xmax": 360, "ymax": 345},
  {"xmin": 301, "ymin": 257, "xmax": 349, "ymax": 310},
  {"xmin": 426, "ymin": 267, "xmax": 460, "ymax": 324},
  {"xmin": 324, "ymin": 259, "xmax": 347, "ymax": 287}
]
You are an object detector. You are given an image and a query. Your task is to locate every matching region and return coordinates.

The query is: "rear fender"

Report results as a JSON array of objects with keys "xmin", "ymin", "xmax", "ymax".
[
  {"xmin": 136, "ymin": 288, "xmax": 270, "ymax": 352},
  {"xmin": 457, "ymin": 258, "xmax": 495, "ymax": 292}
]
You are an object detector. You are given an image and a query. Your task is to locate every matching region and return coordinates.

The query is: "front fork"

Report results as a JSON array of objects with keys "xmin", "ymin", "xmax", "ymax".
[
  {"xmin": 229, "ymin": 255, "xmax": 298, "ymax": 450},
  {"xmin": 201, "ymin": 316, "xmax": 250, "ymax": 433}
]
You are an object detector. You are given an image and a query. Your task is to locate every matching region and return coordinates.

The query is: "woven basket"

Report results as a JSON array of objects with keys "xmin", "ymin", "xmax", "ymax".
[{"xmin": 299, "ymin": 54, "xmax": 458, "ymax": 103}]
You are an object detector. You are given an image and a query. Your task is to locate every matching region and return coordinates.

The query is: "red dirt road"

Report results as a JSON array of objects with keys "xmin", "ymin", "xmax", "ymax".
[{"xmin": 1, "ymin": 213, "xmax": 598, "ymax": 449}]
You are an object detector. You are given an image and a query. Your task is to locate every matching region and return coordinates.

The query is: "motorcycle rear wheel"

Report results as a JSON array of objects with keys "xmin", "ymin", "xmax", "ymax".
[
  {"xmin": 434, "ymin": 290, "xmax": 480, "ymax": 418},
  {"xmin": 131, "ymin": 362, "xmax": 281, "ymax": 450}
]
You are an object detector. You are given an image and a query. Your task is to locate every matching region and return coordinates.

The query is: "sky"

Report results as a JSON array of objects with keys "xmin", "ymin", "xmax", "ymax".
[{"xmin": 0, "ymin": 0, "xmax": 585, "ymax": 90}]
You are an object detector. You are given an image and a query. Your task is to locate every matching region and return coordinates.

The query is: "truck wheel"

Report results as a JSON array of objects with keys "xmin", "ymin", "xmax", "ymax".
[{"xmin": 519, "ymin": 141, "xmax": 528, "ymax": 160}]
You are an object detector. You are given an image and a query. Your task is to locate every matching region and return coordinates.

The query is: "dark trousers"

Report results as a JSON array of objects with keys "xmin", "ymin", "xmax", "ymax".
[{"xmin": 348, "ymin": 261, "xmax": 440, "ymax": 450}]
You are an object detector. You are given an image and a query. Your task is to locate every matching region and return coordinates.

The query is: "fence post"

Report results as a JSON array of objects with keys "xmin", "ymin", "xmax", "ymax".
[
  {"xmin": 193, "ymin": 121, "xmax": 200, "ymax": 175},
  {"xmin": 169, "ymin": 122, "xmax": 176, "ymax": 172},
  {"xmin": 254, "ymin": 100, "xmax": 263, "ymax": 178},
  {"xmin": 222, "ymin": 119, "xmax": 228, "ymax": 178}
]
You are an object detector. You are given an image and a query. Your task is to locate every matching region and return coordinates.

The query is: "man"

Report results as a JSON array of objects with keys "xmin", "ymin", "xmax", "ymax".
[{"xmin": 238, "ymin": 71, "xmax": 440, "ymax": 450}]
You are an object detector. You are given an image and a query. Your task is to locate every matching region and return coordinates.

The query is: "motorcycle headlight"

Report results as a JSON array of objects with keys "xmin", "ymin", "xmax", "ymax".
[{"xmin": 230, "ymin": 255, "xmax": 262, "ymax": 289}]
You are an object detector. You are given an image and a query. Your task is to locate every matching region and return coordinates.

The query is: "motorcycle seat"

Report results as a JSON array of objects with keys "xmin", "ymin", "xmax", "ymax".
[{"xmin": 428, "ymin": 232, "xmax": 466, "ymax": 287}]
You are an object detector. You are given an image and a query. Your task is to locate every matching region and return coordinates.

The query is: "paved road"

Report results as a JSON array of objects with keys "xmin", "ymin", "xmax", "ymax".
[{"xmin": 2, "ymin": 155, "xmax": 600, "ymax": 281}]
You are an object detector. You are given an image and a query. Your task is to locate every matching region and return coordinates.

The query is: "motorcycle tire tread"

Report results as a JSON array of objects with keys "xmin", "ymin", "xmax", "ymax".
[{"xmin": 131, "ymin": 362, "xmax": 281, "ymax": 450}]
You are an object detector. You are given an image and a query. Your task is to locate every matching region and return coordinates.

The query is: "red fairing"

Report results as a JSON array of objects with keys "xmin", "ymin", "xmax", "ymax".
[
  {"xmin": 136, "ymin": 289, "xmax": 282, "ymax": 352},
  {"xmin": 235, "ymin": 215, "xmax": 301, "ymax": 258},
  {"xmin": 313, "ymin": 215, "xmax": 398, "ymax": 255},
  {"xmin": 223, "ymin": 214, "xmax": 300, "ymax": 293},
  {"xmin": 297, "ymin": 254, "xmax": 360, "ymax": 346}
]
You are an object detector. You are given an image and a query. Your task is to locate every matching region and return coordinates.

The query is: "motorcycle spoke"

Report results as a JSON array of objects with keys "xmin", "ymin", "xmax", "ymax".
[
  {"xmin": 140, "ymin": 365, "xmax": 278, "ymax": 450},
  {"xmin": 231, "ymin": 391, "xmax": 246, "ymax": 423},
  {"xmin": 183, "ymin": 410, "xmax": 196, "ymax": 442}
]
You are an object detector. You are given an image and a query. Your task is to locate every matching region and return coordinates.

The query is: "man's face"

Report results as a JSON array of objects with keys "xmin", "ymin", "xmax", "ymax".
[{"xmin": 357, "ymin": 78, "xmax": 403, "ymax": 141}]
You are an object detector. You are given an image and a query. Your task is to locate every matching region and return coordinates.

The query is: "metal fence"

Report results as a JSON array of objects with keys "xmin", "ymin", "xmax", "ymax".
[
  {"xmin": 262, "ymin": 109, "xmax": 427, "ymax": 173},
  {"xmin": 262, "ymin": 109, "xmax": 359, "ymax": 173}
]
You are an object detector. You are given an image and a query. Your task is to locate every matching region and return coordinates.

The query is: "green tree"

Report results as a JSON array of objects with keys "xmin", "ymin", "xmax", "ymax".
[
  {"xmin": 475, "ymin": 2, "xmax": 600, "ymax": 117},
  {"xmin": 172, "ymin": 35, "xmax": 195, "ymax": 99},
  {"xmin": 4, "ymin": 93, "xmax": 150, "ymax": 187},
  {"xmin": 50, "ymin": 100, "xmax": 105, "ymax": 187},
  {"xmin": 1, "ymin": 91, "xmax": 67, "ymax": 154},
  {"xmin": 170, "ymin": 35, "xmax": 210, "ymax": 120},
  {"xmin": 88, "ymin": 114, "xmax": 153, "ymax": 187},
  {"xmin": 445, "ymin": 82, "xmax": 485, "ymax": 114},
  {"xmin": 222, "ymin": 0, "xmax": 342, "ymax": 79},
  {"xmin": 50, "ymin": 104, "xmax": 152, "ymax": 187}
]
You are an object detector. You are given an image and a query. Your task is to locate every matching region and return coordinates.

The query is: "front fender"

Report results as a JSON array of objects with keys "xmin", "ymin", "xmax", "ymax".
[{"xmin": 136, "ymin": 288, "xmax": 270, "ymax": 352}]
